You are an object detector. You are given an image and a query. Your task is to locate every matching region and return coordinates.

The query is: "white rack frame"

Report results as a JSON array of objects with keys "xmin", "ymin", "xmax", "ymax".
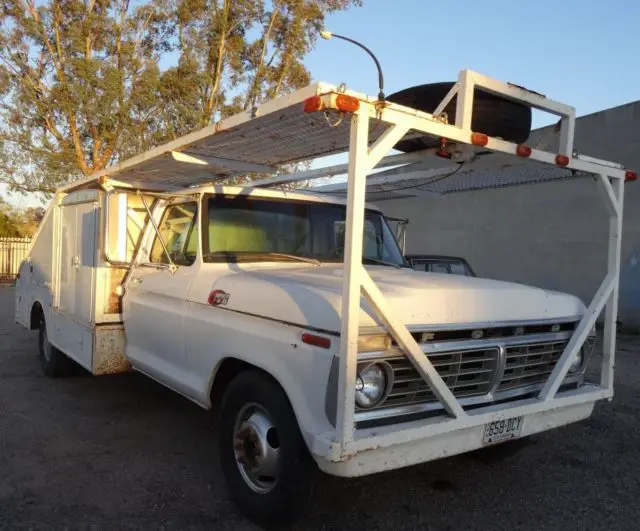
[
  {"xmin": 309, "ymin": 70, "xmax": 626, "ymax": 458},
  {"xmin": 61, "ymin": 69, "xmax": 628, "ymax": 463}
]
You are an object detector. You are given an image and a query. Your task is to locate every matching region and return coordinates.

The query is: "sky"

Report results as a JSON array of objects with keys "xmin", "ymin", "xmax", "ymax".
[{"xmin": 4, "ymin": 0, "xmax": 639, "ymax": 207}]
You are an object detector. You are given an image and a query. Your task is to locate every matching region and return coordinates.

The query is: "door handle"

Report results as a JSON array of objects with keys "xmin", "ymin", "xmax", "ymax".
[
  {"xmin": 71, "ymin": 256, "xmax": 80, "ymax": 267},
  {"xmin": 131, "ymin": 276, "xmax": 143, "ymax": 284}
]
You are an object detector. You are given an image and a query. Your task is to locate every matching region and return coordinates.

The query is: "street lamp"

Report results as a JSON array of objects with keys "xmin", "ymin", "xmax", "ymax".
[{"xmin": 320, "ymin": 31, "xmax": 385, "ymax": 101}]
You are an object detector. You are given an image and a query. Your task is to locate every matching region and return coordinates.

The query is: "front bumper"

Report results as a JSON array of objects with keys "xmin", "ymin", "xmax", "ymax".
[{"xmin": 310, "ymin": 384, "xmax": 608, "ymax": 477}]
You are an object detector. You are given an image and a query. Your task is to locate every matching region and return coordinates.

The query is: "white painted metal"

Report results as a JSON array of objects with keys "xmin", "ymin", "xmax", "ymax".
[
  {"xmin": 576, "ymin": 153, "xmax": 623, "ymax": 169},
  {"xmin": 432, "ymin": 82, "xmax": 459, "ymax": 118},
  {"xmin": 318, "ymin": 400, "xmax": 596, "ymax": 477},
  {"xmin": 455, "ymin": 70, "xmax": 474, "ymax": 131},
  {"xmin": 602, "ymin": 177, "xmax": 624, "ymax": 390},
  {"xmin": 335, "ymin": 111, "xmax": 370, "ymax": 447},
  {"xmin": 595, "ymin": 173, "xmax": 620, "ymax": 218}
]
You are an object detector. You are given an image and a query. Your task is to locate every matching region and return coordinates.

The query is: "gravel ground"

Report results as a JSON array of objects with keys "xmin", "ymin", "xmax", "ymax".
[{"xmin": 1, "ymin": 285, "xmax": 639, "ymax": 530}]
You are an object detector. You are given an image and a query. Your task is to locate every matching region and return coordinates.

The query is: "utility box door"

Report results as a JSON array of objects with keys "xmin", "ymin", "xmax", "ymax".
[{"xmin": 58, "ymin": 201, "xmax": 97, "ymax": 325}]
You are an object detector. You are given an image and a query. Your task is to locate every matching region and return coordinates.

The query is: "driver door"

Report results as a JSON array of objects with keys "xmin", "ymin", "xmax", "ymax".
[{"xmin": 123, "ymin": 201, "xmax": 200, "ymax": 394}]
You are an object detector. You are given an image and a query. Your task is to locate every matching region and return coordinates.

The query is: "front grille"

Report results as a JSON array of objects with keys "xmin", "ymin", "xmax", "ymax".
[
  {"xmin": 497, "ymin": 340, "xmax": 569, "ymax": 391},
  {"xmin": 402, "ymin": 321, "xmax": 576, "ymax": 344},
  {"xmin": 374, "ymin": 348, "xmax": 499, "ymax": 410}
]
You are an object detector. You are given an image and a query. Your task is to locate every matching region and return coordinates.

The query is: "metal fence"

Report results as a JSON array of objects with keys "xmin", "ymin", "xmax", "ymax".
[{"xmin": 0, "ymin": 237, "xmax": 31, "ymax": 283}]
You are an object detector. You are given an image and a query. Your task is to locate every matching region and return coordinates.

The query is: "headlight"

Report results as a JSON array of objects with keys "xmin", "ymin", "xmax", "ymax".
[
  {"xmin": 568, "ymin": 349, "xmax": 584, "ymax": 373},
  {"xmin": 355, "ymin": 362, "xmax": 392, "ymax": 408},
  {"xmin": 569, "ymin": 333, "xmax": 596, "ymax": 374},
  {"xmin": 357, "ymin": 334, "xmax": 391, "ymax": 352}
]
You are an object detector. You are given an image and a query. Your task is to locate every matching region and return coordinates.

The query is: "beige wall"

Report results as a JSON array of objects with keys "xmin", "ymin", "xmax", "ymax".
[{"xmin": 379, "ymin": 101, "xmax": 640, "ymax": 328}]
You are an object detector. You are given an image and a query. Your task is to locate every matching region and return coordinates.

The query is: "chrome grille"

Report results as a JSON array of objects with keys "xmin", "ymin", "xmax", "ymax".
[
  {"xmin": 497, "ymin": 340, "xmax": 568, "ymax": 391},
  {"xmin": 375, "ymin": 348, "xmax": 499, "ymax": 409}
]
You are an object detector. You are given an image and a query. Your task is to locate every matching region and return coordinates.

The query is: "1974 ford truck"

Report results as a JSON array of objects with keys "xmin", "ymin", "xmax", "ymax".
[{"xmin": 14, "ymin": 70, "xmax": 631, "ymax": 528}]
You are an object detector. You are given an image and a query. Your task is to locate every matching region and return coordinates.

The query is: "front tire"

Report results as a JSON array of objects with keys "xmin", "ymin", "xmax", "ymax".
[
  {"xmin": 38, "ymin": 318, "xmax": 74, "ymax": 377},
  {"xmin": 219, "ymin": 371, "xmax": 316, "ymax": 529}
]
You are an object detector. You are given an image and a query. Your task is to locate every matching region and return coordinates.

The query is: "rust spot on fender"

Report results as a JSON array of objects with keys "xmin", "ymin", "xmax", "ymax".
[{"xmin": 93, "ymin": 325, "xmax": 131, "ymax": 375}]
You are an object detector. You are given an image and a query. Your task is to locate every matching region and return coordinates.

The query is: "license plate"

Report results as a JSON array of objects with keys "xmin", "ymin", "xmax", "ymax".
[{"xmin": 483, "ymin": 416, "xmax": 524, "ymax": 444}]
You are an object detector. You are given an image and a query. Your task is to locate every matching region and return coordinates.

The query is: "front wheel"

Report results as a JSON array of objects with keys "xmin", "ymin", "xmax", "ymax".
[
  {"xmin": 219, "ymin": 371, "xmax": 316, "ymax": 529},
  {"xmin": 38, "ymin": 318, "xmax": 74, "ymax": 377}
]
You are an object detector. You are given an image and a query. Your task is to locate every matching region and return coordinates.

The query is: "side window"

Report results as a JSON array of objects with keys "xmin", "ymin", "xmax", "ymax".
[
  {"xmin": 363, "ymin": 220, "xmax": 380, "ymax": 257},
  {"xmin": 412, "ymin": 260, "xmax": 428, "ymax": 272},
  {"xmin": 430, "ymin": 262, "xmax": 450, "ymax": 274},
  {"xmin": 150, "ymin": 202, "xmax": 198, "ymax": 266},
  {"xmin": 450, "ymin": 262, "xmax": 467, "ymax": 276}
]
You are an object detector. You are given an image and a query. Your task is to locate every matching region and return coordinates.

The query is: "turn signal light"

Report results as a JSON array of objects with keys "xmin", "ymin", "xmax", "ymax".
[
  {"xmin": 303, "ymin": 96, "xmax": 323, "ymax": 113},
  {"xmin": 555, "ymin": 154, "xmax": 570, "ymax": 167},
  {"xmin": 335, "ymin": 94, "xmax": 359, "ymax": 113},
  {"xmin": 470, "ymin": 132, "xmax": 489, "ymax": 146},
  {"xmin": 625, "ymin": 170, "xmax": 637, "ymax": 182},
  {"xmin": 301, "ymin": 333, "xmax": 332, "ymax": 349},
  {"xmin": 516, "ymin": 144, "xmax": 532, "ymax": 157}
]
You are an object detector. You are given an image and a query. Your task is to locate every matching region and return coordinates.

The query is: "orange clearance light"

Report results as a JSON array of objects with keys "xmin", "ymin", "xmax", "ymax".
[
  {"xmin": 335, "ymin": 94, "xmax": 360, "ymax": 112},
  {"xmin": 625, "ymin": 170, "xmax": 637, "ymax": 182},
  {"xmin": 470, "ymin": 132, "xmax": 489, "ymax": 146},
  {"xmin": 516, "ymin": 144, "xmax": 532, "ymax": 157},
  {"xmin": 303, "ymin": 96, "xmax": 323, "ymax": 113},
  {"xmin": 555, "ymin": 154, "xmax": 570, "ymax": 167},
  {"xmin": 301, "ymin": 333, "xmax": 332, "ymax": 349}
]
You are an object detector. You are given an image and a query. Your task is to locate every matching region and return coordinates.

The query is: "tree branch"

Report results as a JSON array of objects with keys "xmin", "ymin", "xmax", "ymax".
[{"xmin": 244, "ymin": 1, "xmax": 281, "ymax": 110}]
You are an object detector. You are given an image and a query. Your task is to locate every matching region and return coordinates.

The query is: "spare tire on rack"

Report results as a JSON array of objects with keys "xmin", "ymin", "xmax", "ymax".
[{"xmin": 386, "ymin": 82, "xmax": 532, "ymax": 152}]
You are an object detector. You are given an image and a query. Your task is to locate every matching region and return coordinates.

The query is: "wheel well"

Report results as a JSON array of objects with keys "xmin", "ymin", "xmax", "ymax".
[
  {"xmin": 210, "ymin": 358, "xmax": 280, "ymax": 410},
  {"xmin": 30, "ymin": 302, "xmax": 44, "ymax": 331}
]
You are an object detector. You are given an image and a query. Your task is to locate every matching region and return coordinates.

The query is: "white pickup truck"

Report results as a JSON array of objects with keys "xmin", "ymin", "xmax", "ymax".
[{"xmin": 14, "ymin": 73, "xmax": 628, "ymax": 528}]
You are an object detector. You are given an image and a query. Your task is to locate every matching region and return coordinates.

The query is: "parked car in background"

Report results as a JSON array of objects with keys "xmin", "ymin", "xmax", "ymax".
[{"xmin": 405, "ymin": 254, "xmax": 476, "ymax": 276}]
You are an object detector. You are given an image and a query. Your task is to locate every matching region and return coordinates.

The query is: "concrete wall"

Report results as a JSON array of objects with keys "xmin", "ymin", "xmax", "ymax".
[{"xmin": 379, "ymin": 101, "xmax": 640, "ymax": 328}]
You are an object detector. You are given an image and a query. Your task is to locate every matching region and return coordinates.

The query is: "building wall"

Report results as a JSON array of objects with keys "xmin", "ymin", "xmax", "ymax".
[{"xmin": 379, "ymin": 101, "xmax": 640, "ymax": 328}]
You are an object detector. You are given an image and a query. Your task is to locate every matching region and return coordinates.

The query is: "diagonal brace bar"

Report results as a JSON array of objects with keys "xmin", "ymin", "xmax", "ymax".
[
  {"xmin": 360, "ymin": 268, "xmax": 466, "ymax": 418},
  {"xmin": 539, "ymin": 274, "xmax": 614, "ymax": 401},
  {"xmin": 365, "ymin": 124, "xmax": 410, "ymax": 172},
  {"xmin": 595, "ymin": 173, "xmax": 620, "ymax": 217}
]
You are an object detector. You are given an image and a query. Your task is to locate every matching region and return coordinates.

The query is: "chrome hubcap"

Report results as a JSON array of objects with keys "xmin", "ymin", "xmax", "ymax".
[{"xmin": 233, "ymin": 403, "xmax": 280, "ymax": 494}]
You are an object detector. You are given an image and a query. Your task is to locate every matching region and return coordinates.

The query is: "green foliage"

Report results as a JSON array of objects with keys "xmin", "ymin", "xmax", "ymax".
[
  {"xmin": 0, "ymin": 0, "xmax": 361, "ymax": 194},
  {"xmin": 0, "ymin": 196, "xmax": 43, "ymax": 237}
]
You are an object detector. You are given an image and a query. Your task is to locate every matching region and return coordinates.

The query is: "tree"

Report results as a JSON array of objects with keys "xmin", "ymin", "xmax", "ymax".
[
  {"xmin": 0, "ymin": 195, "xmax": 44, "ymax": 237},
  {"xmin": 17, "ymin": 205, "xmax": 46, "ymax": 235},
  {"xmin": 0, "ymin": 196, "xmax": 21, "ymax": 236},
  {"xmin": 0, "ymin": 0, "xmax": 361, "ymax": 195}
]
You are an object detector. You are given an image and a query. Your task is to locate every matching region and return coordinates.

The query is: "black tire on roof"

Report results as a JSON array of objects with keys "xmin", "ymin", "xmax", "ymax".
[{"xmin": 386, "ymin": 82, "xmax": 532, "ymax": 152}]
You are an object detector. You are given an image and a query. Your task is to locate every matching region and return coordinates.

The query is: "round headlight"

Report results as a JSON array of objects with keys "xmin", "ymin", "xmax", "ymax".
[
  {"xmin": 355, "ymin": 363, "xmax": 391, "ymax": 409},
  {"xmin": 569, "ymin": 349, "xmax": 584, "ymax": 373}
]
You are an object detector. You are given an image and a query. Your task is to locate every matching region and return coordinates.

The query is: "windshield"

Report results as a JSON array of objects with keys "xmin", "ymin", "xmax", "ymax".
[{"xmin": 202, "ymin": 195, "xmax": 407, "ymax": 266}]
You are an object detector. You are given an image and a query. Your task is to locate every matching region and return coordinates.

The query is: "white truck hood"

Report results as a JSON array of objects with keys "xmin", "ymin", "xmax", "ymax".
[{"xmin": 205, "ymin": 265, "xmax": 584, "ymax": 332}]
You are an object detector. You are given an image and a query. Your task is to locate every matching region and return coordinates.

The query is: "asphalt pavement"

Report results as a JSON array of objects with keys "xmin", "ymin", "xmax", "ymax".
[{"xmin": 1, "ymin": 285, "xmax": 639, "ymax": 530}]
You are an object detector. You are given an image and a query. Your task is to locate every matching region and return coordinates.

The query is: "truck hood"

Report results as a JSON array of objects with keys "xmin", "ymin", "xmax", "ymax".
[{"xmin": 205, "ymin": 265, "xmax": 584, "ymax": 332}]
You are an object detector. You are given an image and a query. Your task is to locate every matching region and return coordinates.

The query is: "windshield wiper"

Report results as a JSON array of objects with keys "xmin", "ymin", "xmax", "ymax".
[
  {"xmin": 205, "ymin": 251, "xmax": 320, "ymax": 266},
  {"xmin": 262, "ymin": 252, "xmax": 321, "ymax": 266},
  {"xmin": 362, "ymin": 257, "xmax": 403, "ymax": 269}
]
